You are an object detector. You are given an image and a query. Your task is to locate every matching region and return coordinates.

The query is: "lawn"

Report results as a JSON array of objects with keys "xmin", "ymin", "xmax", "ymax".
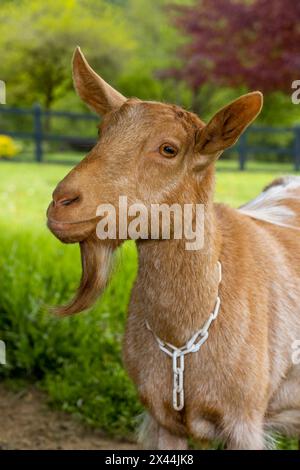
[{"xmin": 0, "ymin": 159, "xmax": 298, "ymax": 448}]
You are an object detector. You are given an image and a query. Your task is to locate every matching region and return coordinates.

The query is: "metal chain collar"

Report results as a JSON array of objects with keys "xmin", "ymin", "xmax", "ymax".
[{"xmin": 146, "ymin": 261, "xmax": 222, "ymax": 411}]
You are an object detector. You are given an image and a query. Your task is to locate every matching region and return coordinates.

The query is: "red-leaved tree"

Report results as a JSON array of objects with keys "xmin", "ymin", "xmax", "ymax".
[{"xmin": 170, "ymin": 0, "xmax": 300, "ymax": 95}]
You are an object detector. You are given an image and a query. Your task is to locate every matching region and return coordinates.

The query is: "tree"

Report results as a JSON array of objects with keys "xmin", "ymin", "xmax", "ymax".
[
  {"xmin": 114, "ymin": 0, "xmax": 193, "ymax": 106},
  {"xmin": 169, "ymin": 0, "xmax": 300, "ymax": 120},
  {"xmin": 0, "ymin": 0, "xmax": 134, "ymax": 110}
]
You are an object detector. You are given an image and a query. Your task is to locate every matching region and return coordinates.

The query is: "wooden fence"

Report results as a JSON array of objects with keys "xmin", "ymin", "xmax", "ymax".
[
  {"xmin": 0, "ymin": 104, "xmax": 98, "ymax": 163},
  {"xmin": 1, "ymin": 104, "xmax": 300, "ymax": 170}
]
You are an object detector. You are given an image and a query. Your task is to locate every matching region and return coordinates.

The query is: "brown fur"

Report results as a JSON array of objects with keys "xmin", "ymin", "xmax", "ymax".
[{"xmin": 47, "ymin": 48, "xmax": 300, "ymax": 449}]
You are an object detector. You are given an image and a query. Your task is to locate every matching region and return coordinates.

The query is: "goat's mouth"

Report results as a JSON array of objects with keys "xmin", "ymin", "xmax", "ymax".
[{"xmin": 47, "ymin": 216, "xmax": 98, "ymax": 243}]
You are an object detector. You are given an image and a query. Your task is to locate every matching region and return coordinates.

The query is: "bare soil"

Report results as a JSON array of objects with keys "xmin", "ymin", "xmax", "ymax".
[{"xmin": 0, "ymin": 384, "xmax": 139, "ymax": 450}]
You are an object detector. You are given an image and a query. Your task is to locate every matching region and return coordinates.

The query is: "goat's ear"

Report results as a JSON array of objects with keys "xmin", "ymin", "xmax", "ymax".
[
  {"xmin": 72, "ymin": 47, "xmax": 126, "ymax": 115},
  {"xmin": 195, "ymin": 92, "xmax": 263, "ymax": 165}
]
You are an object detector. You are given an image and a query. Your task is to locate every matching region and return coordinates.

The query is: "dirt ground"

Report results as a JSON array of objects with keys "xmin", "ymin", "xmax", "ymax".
[{"xmin": 0, "ymin": 384, "xmax": 139, "ymax": 450}]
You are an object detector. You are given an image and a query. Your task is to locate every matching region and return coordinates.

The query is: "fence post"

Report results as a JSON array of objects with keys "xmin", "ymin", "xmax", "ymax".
[
  {"xmin": 293, "ymin": 127, "xmax": 300, "ymax": 171},
  {"xmin": 238, "ymin": 132, "xmax": 247, "ymax": 171},
  {"xmin": 33, "ymin": 103, "xmax": 43, "ymax": 162}
]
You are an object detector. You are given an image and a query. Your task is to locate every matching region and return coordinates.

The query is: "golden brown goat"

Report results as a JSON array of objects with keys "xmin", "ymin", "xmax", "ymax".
[{"xmin": 47, "ymin": 48, "xmax": 300, "ymax": 450}]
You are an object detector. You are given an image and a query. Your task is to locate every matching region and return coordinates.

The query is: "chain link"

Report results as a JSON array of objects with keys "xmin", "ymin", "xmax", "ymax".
[
  {"xmin": 173, "ymin": 352, "xmax": 184, "ymax": 410},
  {"xmin": 146, "ymin": 261, "xmax": 222, "ymax": 411}
]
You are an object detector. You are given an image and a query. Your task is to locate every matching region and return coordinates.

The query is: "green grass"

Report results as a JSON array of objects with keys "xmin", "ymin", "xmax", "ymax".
[{"xmin": 0, "ymin": 159, "xmax": 298, "ymax": 446}]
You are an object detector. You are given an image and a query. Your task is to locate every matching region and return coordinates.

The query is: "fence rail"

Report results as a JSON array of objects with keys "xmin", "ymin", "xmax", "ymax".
[
  {"xmin": 0, "ymin": 104, "xmax": 98, "ymax": 163},
  {"xmin": 0, "ymin": 104, "xmax": 300, "ymax": 170}
]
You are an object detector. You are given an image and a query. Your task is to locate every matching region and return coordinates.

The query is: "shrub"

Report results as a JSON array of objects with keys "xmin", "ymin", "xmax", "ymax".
[
  {"xmin": 0, "ymin": 227, "xmax": 142, "ymax": 437},
  {"xmin": 0, "ymin": 135, "xmax": 20, "ymax": 158}
]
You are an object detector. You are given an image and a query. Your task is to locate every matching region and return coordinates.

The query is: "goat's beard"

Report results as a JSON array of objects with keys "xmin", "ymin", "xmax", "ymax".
[{"xmin": 54, "ymin": 237, "xmax": 114, "ymax": 315}]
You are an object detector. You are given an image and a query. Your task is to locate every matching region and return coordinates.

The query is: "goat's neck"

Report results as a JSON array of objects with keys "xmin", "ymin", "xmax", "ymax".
[{"xmin": 136, "ymin": 167, "xmax": 222, "ymax": 346}]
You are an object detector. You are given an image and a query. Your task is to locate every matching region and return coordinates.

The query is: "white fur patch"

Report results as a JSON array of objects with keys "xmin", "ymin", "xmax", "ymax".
[
  {"xmin": 137, "ymin": 412, "xmax": 158, "ymax": 449},
  {"xmin": 239, "ymin": 176, "xmax": 300, "ymax": 230},
  {"xmin": 266, "ymin": 409, "xmax": 300, "ymax": 438}
]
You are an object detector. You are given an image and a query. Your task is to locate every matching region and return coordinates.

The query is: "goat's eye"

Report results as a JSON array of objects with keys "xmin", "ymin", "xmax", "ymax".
[{"xmin": 159, "ymin": 143, "xmax": 178, "ymax": 158}]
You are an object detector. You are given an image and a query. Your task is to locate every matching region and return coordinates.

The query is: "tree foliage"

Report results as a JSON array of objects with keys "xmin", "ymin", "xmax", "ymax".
[
  {"xmin": 0, "ymin": 0, "xmax": 134, "ymax": 109},
  {"xmin": 170, "ymin": 0, "xmax": 300, "ymax": 95},
  {"xmin": 114, "ymin": 0, "xmax": 192, "ymax": 105},
  {"xmin": 1, "ymin": 0, "xmax": 298, "ymax": 126},
  {"xmin": 0, "ymin": 0, "xmax": 193, "ymax": 110}
]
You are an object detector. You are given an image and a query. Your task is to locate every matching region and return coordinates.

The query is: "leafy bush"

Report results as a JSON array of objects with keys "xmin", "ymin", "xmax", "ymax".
[
  {"xmin": 0, "ymin": 135, "xmax": 20, "ymax": 158},
  {"xmin": 0, "ymin": 227, "xmax": 142, "ymax": 437}
]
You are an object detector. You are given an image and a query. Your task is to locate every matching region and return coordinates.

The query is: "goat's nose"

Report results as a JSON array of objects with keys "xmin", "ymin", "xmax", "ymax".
[{"xmin": 52, "ymin": 192, "xmax": 80, "ymax": 207}]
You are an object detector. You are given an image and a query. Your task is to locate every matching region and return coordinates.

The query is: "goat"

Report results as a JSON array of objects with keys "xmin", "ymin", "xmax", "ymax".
[{"xmin": 47, "ymin": 47, "xmax": 300, "ymax": 450}]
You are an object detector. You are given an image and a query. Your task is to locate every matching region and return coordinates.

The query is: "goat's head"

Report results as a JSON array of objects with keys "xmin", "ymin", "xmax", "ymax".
[{"xmin": 47, "ymin": 47, "xmax": 263, "ymax": 314}]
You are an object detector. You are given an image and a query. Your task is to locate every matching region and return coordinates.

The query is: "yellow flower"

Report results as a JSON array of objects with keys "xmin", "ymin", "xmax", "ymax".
[{"xmin": 0, "ymin": 135, "xmax": 20, "ymax": 158}]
